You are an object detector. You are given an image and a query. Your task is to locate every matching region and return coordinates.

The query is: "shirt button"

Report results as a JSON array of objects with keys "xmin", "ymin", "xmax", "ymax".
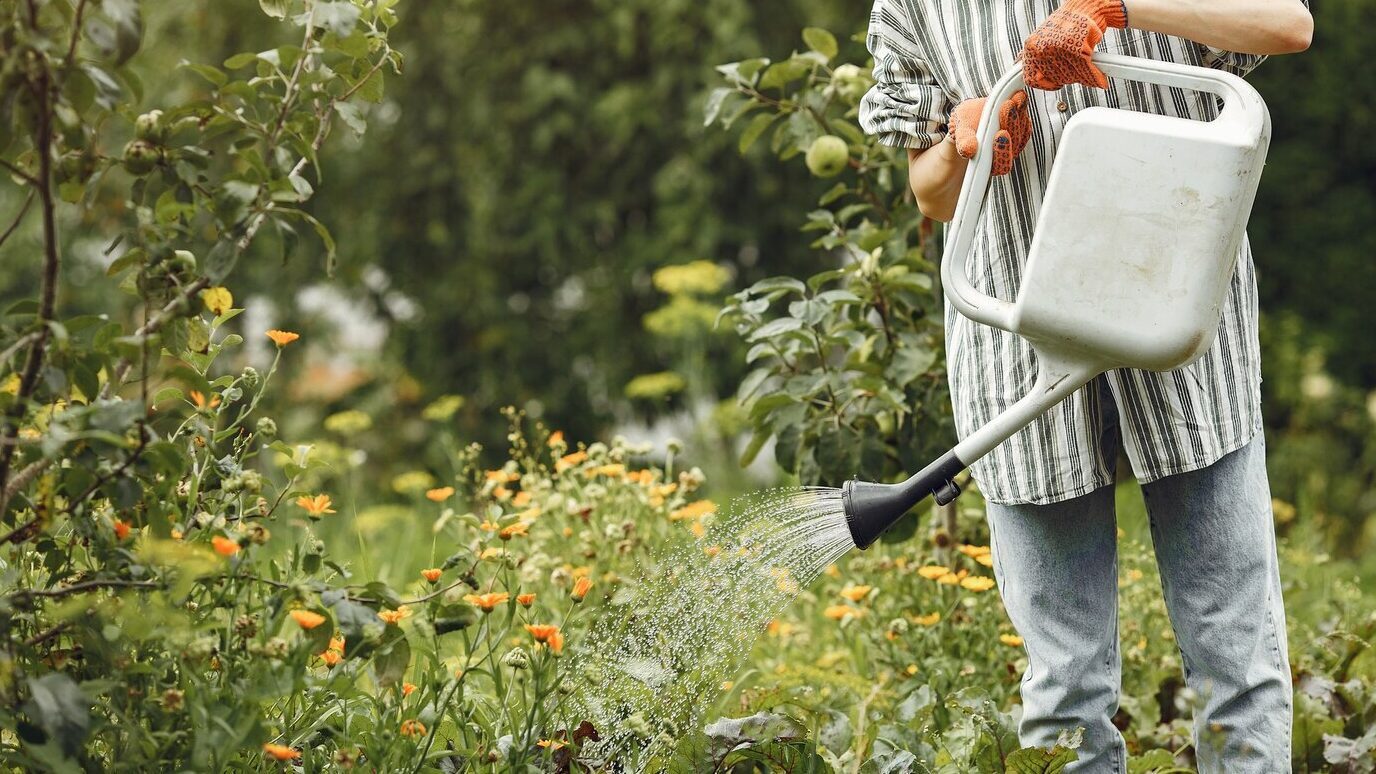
[{"xmin": 1056, "ymin": 100, "xmax": 1069, "ymax": 112}]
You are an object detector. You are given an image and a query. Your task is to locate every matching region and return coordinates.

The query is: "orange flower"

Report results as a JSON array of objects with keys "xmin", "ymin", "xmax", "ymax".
[
  {"xmin": 211, "ymin": 535, "xmax": 239, "ymax": 557},
  {"xmin": 484, "ymin": 469, "xmax": 519, "ymax": 482},
  {"xmin": 917, "ymin": 565, "xmax": 951, "ymax": 580},
  {"xmin": 479, "ymin": 520, "xmax": 499, "ymax": 532},
  {"xmin": 464, "ymin": 592, "xmax": 510, "ymax": 612},
  {"xmin": 1000, "ymin": 633, "xmax": 1024, "ymax": 647},
  {"xmin": 188, "ymin": 390, "xmax": 220, "ymax": 410},
  {"xmin": 492, "ymin": 485, "xmax": 512, "ymax": 501},
  {"xmin": 498, "ymin": 522, "xmax": 529, "ymax": 540},
  {"xmin": 378, "ymin": 607, "xmax": 410, "ymax": 624},
  {"xmin": 670, "ymin": 500, "xmax": 715, "ymax": 522},
  {"xmin": 823, "ymin": 605, "xmax": 862, "ymax": 620},
  {"xmin": 290, "ymin": 610, "xmax": 327, "ymax": 630},
  {"xmin": 425, "ymin": 486, "xmax": 454, "ymax": 502},
  {"xmin": 327, "ymin": 636, "xmax": 345, "ymax": 653},
  {"xmin": 265, "ymin": 329, "xmax": 299, "ymax": 347},
  {"xmin": 570, "ymin": 576, "xmax": 593, "ymax": 603},
  {"xmin": 321, "ymin": 649, "xmax": 342, "ymax": 667},
  {"xmin": 961, "ymin": 576, "xmax": 996, "ymax": 592},
  {"xmin": 421, "ymin": 568, "xmax": 443, "ymax": 583},
  {"xmin": 113, "ymin": 520, "xmax": 131, "ymax": 541},
  {"xmin": 547, "ymin": 431, "xmax": 564, "ymax": 447},
  {"xmin": 704, "ymin": 545, "xmax": 721, "ymax": 558},
  {"xmin": 399, "ymin": 719, "xmax": 426, "ymax": 737},
  {"xmin": 839, "ymin": 585, "xmax": 873, "ymax": 603},
  {"xmin": 402, "ymin": 682, "xmax": 417, "ymax": 696},
  {"xmin": 537, "ymin": 739, "xmax": 567, "ymax": 750},
  {"xmin": 512, "ymin": 490, "xmax": 532, "ymax": 507},
  {"xmin": 262, "ymin": 743, "xmax": 300, "ymax": 761},
  {"xmin": 525, "ymin": 624, "xmax": 564, "ymax": 653},
  {"xmin": 554, "ymin": 450, "xmax": 587, "ymax": 472},
  {"xmin": 296, "ymin": 494, "xmax": 336, "ymax": 518},
  {"xmin": 516, "ymin": 593, "xmax": 536, "ymax": 607},
  {"xmin": 912, "ymin": 612, "xmax": 941, "ymax": 626}
]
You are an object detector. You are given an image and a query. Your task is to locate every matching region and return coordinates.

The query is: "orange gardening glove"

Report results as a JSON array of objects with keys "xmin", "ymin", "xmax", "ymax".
[
  {"xmin": 1020, "ymin": 0, "xmax": 1129, "ymax": 90},
  {"xmin": 947, "ymin": 90, "xmax": 1032, "ymax": 177}
]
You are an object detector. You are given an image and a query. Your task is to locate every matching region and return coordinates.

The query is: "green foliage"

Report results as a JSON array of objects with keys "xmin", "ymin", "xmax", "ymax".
[{"xmin": 712, "ymin": 28, "xmax": 953, "ymax": 486}]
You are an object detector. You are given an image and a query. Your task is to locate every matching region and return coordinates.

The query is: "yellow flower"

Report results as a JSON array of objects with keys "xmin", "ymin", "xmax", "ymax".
[
  {"xmin": 499, "ymin": 522, "xmax": 529, "ymax": 540},
  {"xmin": 839, "ymin": 585, "xmax": 872, "ymax": 603},
  {"xmin": 906, "ymin": 664, "xmax": 919, "ymax": 675},
  {"xmin": 262, "ymin": 743, "xmax": 300, "ymax": 761},
  {"xmin": 823, "ymin": 605, "xmax": 862, "ymax": 620},
  {"xmin": 516, "ymin": 593, "xmax": 536, "ymax": 607},
  {"xmin": 484, "ymin": 469, "xmax": 519, "ymax": 482},
  {"xmin": 425, "ymin": 486, "xmax": 454, "ymax": 502},
  {"xmin": 917, "ymin": 565, "xmax": 951, "ymax": 580},
  {"xmin": 378, "ymin": 606, "xmax": 410, "ymax": 624},
  {"xmin": 957, "ymin": 544, "xmax": 991, "ymax": 559},
  {"xmin": 689, "ymin": 520, "xmax": 705, "ymax": 538},
  {"xmin": 976, "ymin": 554, "xmax": 994, "ymax": 567},
  {"xmin": 960, "ymin": 576, "xmax": 996, "ymax": 592},
  {"xmin": 670, "ymin": 500, "xmax": 715, "ymax": 521},
  {"xmin": 201, "ymin": 286, "xmax": 233, "ymax": 315},
  {"xmin": 911, "ymin": 612, "xmax": 941, "ymax": 626},
  {"xmin": 937, "ymin": 569, "xmax": 969, "ymax": 585},
  {"xmin": 400, "ymin": 719, "xmax": 426, "ymax": 737},
  {"xmin": 824, "ymin": 564, "xmax": 840, "ymax": 578},
  {"xmin": 571, "ymin": 576, "xmax": 593, "ymax": 602},
  {"xmin": 211, "ymin": 535, "xmax": 240, "ymax": 557},
  {"xmin": 479, "ymin": 547, "xmax": 503, "ymax": 560},
  {"xmin": 547, "ymin": 430, "xmax": 565, "ymax": 447},
  {"xmin": 492, "ymin": 485, "xmax": 512, "ymax": 501},
  {"xmin": 512, "ymin": 490, "xmax": 532, "ymax": 507},
  {"xmin": 585, "ymin": 463, "xmax": 626, "ymax": 478},
  {"xmin": 265, "ymin": 329, "xmax": 299, "ymax": 347},
  {"xmin": 290, "ymin": 610, "xmax": 327, "ymax": 630},
  {"xmin": 296, "ymin": 494, "xmax": 336, "ymax": 517},
  {"xmin": 1000, "ymin": 633, "xmax": 1024, "ymax": 647},
  {"xmin": 421, "ymin": 568, "xmax": 443, "ymax": 583},
  {"xmin": 464, "ymin": 592, "xmax": 510, "ymax": 612},
  {"xmin": 480, "ymin": 520, "xmax": 500, "ymax": 532},
  {"xmin": 537, "ymin": 739, "xmax": 567, "ymax": 750}
]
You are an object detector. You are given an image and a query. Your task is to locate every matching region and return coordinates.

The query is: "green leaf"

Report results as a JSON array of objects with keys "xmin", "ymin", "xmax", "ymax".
[
  {"xmin": 738, "ymin": 113, "xmax": 777, "ymax": 154},
  {"xmin": 203, "ymin": 239, "xmax": 241, "ymax": 283},
  {"xmin": 802, "ymin": 28, "xmax": 838, "ymax": 61},
  {"xmin": 372, "ymin": 627, "xmax": 411, "ymax": 687},
  {"xmin": 310, "ymin": 2, "xmax": 363, "ymax": 37},
  {"xmin": 22, "ymin": 674, "xmax": 90, "ymax": 757},
  {"xmin": 259, "ymin": 0, "xmax": 288, "ymax": 19},
  {"xmin": 703, "ymin": 87, "xmax": 733, "ymax": 126},
  {"xmin": 334, "ymin": 102, "xmax": 366, "ymax": 136}
]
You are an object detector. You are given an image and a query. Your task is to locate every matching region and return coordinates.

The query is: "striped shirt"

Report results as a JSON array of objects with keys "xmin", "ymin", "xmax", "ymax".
[{"xmin": 859, "ymin": 0, "xmax": 1274, "ymax": 505}]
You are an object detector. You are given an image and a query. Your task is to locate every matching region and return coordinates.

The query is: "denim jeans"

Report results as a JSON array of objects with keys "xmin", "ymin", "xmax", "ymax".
[{"xmin": 985, "ymin": 381, "xmax": 1292, "ymax": 772}]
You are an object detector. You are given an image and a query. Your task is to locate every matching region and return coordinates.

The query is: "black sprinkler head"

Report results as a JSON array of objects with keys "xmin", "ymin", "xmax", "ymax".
[{"xmin": 842, "ymin": 450, "xmax": 967, "ymax": 549}]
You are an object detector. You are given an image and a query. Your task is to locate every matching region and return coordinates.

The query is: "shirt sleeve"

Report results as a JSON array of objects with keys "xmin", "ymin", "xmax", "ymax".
[
  {"xmin": 858, "ymin": 0, "xmax": 953, "ymax": 150},
  {"xmin": 1199, "ymin": 46, "xmax": 1267, "ymax": 78}
]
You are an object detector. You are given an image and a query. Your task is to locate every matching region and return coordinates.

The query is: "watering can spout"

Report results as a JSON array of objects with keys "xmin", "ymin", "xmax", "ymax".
[{"xmin": 843, "ymin": 451, "xmax": 966, "ymax": 549}]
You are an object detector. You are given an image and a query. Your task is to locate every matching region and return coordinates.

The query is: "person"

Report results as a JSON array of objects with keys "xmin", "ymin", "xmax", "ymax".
[{"xmin": 857, "ymin": 0, "xmax": 1312, "ymax": 771}]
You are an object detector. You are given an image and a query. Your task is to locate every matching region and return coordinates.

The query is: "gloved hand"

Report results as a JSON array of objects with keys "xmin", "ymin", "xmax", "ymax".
[
  {"xmin": 1020, "ymin": 0, "xmax": 1129, "ymax": 90},
  {"xmin": 947, "ymin": 90, "xmax": 1032, "ymax": 177}
]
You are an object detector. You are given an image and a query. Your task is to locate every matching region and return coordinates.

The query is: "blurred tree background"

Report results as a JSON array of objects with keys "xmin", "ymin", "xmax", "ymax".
[{"xmin": 1, "ymin": 0, "xmax": 1370, "ymax": 552}]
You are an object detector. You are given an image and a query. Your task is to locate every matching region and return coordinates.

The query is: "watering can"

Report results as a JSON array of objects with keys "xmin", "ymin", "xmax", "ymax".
[{"xmin": 844, "ymin": 52, "xmax": 1272, "ymax": 549}]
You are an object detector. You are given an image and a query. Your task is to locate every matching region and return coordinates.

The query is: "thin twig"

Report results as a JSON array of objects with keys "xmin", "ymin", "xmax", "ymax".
[
  {"xmin": 24, "ymin": 621, "xmax": 70, "ymax": 648},
  {"xmin": 0, "ymin": 159, "xmax": 37, "ymax": 187},
  {"xmin": 11, "ymin": 579, "xmax": 161, "ymax": 602},
  {"xmin": 0, "ymin": 189, "xmax": 34, "ymax": 251}
]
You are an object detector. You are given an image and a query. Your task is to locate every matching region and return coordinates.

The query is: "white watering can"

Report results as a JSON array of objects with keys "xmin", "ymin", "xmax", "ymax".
[{"xmin": 844, "ymin": 52, "xmax": 1271, "ymax": 548}]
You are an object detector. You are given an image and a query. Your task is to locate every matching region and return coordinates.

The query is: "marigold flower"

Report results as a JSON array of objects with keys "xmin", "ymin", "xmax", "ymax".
[
  {"xmin": 585, "ymin": 463, "xmax": 626, "ymax": 478},
  {"xmin": 425, "ymin": 486, "xmax": 454, "ymax": 502},
  {"xmin": 957, "ymin": 544, "xmax": 992, "ymax": 559},
  {"xmin": 492, "ymin": 485, "xmax": 512, "ymax": 501},
  {"xmin": 554, "ymin": 450, "xmax": 587, "ymax": 472},
  {"xmin": 402, "ymin": 682, "xmax": 417, "ymax": 696},
  {"xmin": 327, "ymin": 636, "xmax": 345, "ymax": 653},
  {"xmin": 479, "ymin": 520, "xmax": 500, "ymax": 532},
  {"xmin": 464, "ymin": 592, "xmax": 510, "ymax": 612},
  {"xmin": 211, "ymin": 535, "xmax": 240, "ymax": 557},
  {"xmin": 839, "ymin": 585, "xmax": 873, "ymax": 603},
  {"xmin": 262, "ymin": 743, "xmax": 300, "ymax": 761},
  {"xmin": 824, "ymin": 564, "xmax": 840, "ymax": 578},
  {"xmin": 516, "ymin": 593, "xmax": 536, "ymax": 607},
  {"xmin": 961, "ymin": 576, "xmax": 996, "ymax": 592},
  {"xmin": 201, "ymin": 286, "xmax": 233, "ymax": 315},
  {"xmin": 917, "ymin": 565, "xmax": 951, "ymax": 580},
  {"xmin": 265, "ymin": 329, "xmax": 299, "ymax": 347},
  {"xmin": 670, "ymin": 500, "xmax": 715, "ymax": 522},
  {"xmin": 296, "ymin": 494, "xmax": 336, "ymax": 517},
  {"xmin": 547, "ymin": 430, "xmax": 564, "ymax": 447},
  {"xmin": 1000, "ymin": 634, "xmax": 1024, "ymax": 647},
  {"xmin": 321, "ymin": 649, "xmax": 342, "ymax": 667},
  {"xmin": 689, "ymin": 520, "xmax": 705, "ymax": 538},
  {"xmin": 399, "ymin": 719, "xmax": 426, "ymax": 737},
  {"xmin": 976, "ymin": 554, "xmax": 994, "ymax": 567},
  {"xmin": 499, "ymin": 522, "xmax": 529, "ymax": 540},
  {"xmin": 570, "ymin": 576, "xmax": 593, "ymax": 602},
  {"xmin": 704, "ymin": 545, "xmax": 721, "ymax": 558},
  {"xmin": 525, "ymin": 624, "xmax": 564, "ymax": 653},
  {"xmin": 912, "ymin": 612, "xmax": 941, "ymax": 627},
  {"xmin": 479, "ymin": 547, "xmax": 503, "ymax": 560},
  {"xmin": 484, "ymin": 469, "xmax": 519, "ymax": 482},
  {"xmin": 823, "ymin": 605, "xmax": 862, "ymax": 620},
  {"xmin": 189, "ymin": 390, "xmax": 220, "ymax": 410},
  {"xmin": 378, "ymin": 606, "xmax": 410, "ymax": 624},
  {"xmin": 113, "ymin": 520, "xmax": 132, "ymax": 541},
  {"xmin": 512, "ymin": 490, "xmax": 532, "ymax": 507},
  {"xmin": 170, "ymin": 528, "xmax": 183, "ymax": 540},
  {"xmin": 290, "ymin": 610, "xmax": 327, "ymax": 630},
  {"xmin": 537, "ymin": 739, "xmax": 567, "ymax": 750},
  {"xmin": 421, "ymin": 568, "xmax": 443, "ymax": 583}
]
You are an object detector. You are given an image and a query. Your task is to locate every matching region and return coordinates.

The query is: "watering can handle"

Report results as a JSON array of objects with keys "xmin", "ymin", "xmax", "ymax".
[{"xmin": 940, "ymin": 52, "xmax": 1267, "ymax": 333}]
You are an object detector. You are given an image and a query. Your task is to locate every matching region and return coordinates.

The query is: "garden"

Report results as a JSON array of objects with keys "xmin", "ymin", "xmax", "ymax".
[{"xmin": 1, "ymin": 0, "xmax": 1374, "ymax": 771}]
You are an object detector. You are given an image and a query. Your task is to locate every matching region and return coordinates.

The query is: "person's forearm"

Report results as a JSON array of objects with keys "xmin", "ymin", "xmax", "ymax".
[
  {"xmin": 1122, "ymin": 0, "xmax": 1312, "ymax": 54},
  {"xmin": 908, "ymin": 141, "xmax": 968, "ymax": 222}
]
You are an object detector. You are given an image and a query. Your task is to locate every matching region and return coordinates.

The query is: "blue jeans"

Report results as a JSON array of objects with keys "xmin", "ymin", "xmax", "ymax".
[{"xmin": 985, "ymin": 383, "xmax": 1292, "ymax": 772}]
